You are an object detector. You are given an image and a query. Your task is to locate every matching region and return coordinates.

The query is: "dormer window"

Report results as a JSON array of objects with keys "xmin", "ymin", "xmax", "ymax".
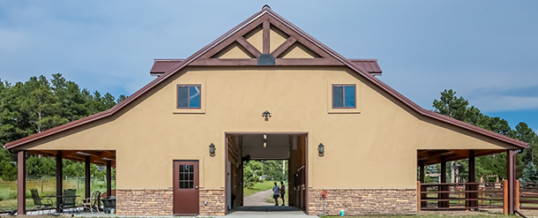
[
  {"xmin": 332, "ymin": 84, "xmax": 356, "ymax": 108},
  {"xmin": 177, "ymin": 85, "xmax": 201, "ymax": 109}
]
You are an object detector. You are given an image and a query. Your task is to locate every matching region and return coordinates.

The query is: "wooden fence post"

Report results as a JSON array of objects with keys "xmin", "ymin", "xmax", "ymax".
[
  {"xmin": 503, "ymin": 179, "xmax": 508, "ymax": 215},
  {"xmin": 417, "ymin": 181, "xmax": 421, "ymax": 212},
  {"xmin": 459, "ymin": 187, "xmax": 463, "ymax": 205},
  {"xmin": 481, "ymin": 187, "xmax": 485, "ymax": 206},
  {"xmin": 515, "ymin": 179, "xmax": 519, "ymax": 210}
]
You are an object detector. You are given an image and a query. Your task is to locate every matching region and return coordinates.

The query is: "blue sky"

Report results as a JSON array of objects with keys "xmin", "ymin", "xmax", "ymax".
[{"xmin": 0, "ymin": 1, "xmax": 537, "ymax": 132}]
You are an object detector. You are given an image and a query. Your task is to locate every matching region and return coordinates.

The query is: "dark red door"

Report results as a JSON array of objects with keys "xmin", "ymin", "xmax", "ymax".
[{"xmin": 173, "ymin": 160, "xmax": 199, "ymax": 215}]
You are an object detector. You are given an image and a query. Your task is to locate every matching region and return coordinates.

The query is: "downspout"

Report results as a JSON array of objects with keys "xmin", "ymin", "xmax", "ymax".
[
  {"xmin": 514, "ymin": 210, "xmax": 527, "ymax": 218},
  {"xmin": 515, "ymin": 149, "xmax": 525, "ymax": 218}
]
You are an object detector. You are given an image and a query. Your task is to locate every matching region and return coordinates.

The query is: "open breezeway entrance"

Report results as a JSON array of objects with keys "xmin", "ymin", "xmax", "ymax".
[{"xmin": 225, "ymin": 133, "xmax": 308, "ymax": 214}]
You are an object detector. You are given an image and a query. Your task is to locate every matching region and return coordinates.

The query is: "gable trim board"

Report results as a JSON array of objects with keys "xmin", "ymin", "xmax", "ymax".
[
  {"xmin": 150, "ymin": 58, "xmax": 382, "ymax": 76},
  {"xmin": 4, "ymin": 7, "xmax": 527, "ymax": 151}
]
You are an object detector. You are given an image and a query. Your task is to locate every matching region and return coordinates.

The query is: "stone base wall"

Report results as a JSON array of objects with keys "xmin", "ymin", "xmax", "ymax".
[
  {"xmin": 116, "ymin": 188, "xmax": 225, "ymax": 216},
  {"xmin": 199, "ymin": 189, "xmax": 226, "ymax": 216},
  {"xmin": 308, "ymin": 188, "xmax": 417, "ymax": 215},
  {"xmin": 116, "ymin": 189, "xmax": 173, "ymax": 216}
]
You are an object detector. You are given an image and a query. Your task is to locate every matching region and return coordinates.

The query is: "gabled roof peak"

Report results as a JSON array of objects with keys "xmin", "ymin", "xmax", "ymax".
[{"xmin": 3, "ymin": 6, "xmax": 527, "ymax": 150}]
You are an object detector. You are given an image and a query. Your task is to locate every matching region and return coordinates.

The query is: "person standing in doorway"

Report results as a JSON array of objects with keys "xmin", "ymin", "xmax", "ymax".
[
  {"xmin": 272, "ymin": 182, "xmax": 280, "ymax": 206},
  {"xmin": 280, "ymin": 181, "xmax": 286, "ymax": 206}
]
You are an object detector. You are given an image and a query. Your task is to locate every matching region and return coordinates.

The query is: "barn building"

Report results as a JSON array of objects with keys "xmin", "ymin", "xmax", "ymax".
[{"xmin": 6, "ymin": 6, "xmax": 527, "ymax": 216}]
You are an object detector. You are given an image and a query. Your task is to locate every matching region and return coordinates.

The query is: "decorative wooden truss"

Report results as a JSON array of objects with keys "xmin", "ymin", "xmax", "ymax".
[{"xmin": 189, "ymin": 13, "xmax": 343, "ymax": 67}]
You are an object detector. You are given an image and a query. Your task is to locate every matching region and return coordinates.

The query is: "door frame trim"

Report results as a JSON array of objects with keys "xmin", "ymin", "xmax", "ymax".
[
  {"xmin": 224, "ymin": 132, "xmax": 309, "ymax": 214},
  {"xmin": 172, "ymin": 159, "xmax": 200, "ymax": 216}
]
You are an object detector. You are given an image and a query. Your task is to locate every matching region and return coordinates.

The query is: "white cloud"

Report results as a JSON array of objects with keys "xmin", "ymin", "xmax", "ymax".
[{"xmin": 380, "ymin": 67, "xmax": 538, "ymax": 113}]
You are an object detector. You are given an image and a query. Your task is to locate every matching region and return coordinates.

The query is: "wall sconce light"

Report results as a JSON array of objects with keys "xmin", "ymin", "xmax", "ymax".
[
  {"xmin": 262, "ymin": 110, "xmax": 272, "ymax": 121},
  {"xmin": 209, "ymin": 143, "xmax": 216, "ymax": 157},
  {"xmin": 318, "ymin": 143, "xmax": 325, "ymax": 157},
  {"xmin": 263, "ymin": 134, "xmax": 267, "ymax": 148}
]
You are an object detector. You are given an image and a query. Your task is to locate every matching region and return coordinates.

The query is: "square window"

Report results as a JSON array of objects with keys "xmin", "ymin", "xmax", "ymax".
[
  {"xmin": 177, "ymin": 85, "xmax": 201, "ymax": 109},
  {"xmin": 332, "ymin": 84, "xmax": 356, "ymax": 108}
]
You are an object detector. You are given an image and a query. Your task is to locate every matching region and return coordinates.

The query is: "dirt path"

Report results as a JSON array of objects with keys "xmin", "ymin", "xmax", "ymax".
[{"xmin": 244, "ymin": 189, "xmax": 275, "ymax": 206}]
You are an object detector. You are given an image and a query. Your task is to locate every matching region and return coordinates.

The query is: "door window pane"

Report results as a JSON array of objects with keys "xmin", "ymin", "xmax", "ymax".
[{"xmin": 178, "ymin": 164, "xmax": 194, "ymax": 189}]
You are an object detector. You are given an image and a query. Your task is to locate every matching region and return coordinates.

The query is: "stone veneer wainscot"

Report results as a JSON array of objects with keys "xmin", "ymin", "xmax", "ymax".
[
  {"xmin": 199, "ymin": 189, "xmax": 226, "ymax": 215},
  {"xmin": 116, "ymin": 188, "xmax": 226, "ymax": 216},
  {"xmin": 116, "ymin": 189, "xmax": 173, "ymax": 216},
  {"xmin": 308, "ymin": 188, "xmax": 417, "ymax": 215}
]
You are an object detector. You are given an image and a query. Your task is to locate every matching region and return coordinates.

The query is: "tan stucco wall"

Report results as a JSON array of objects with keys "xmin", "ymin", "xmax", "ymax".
[
  {"xmin": 214, "ymin": 43, "xmax": 253, "ymax": 59},
  {"xmin": 25, "ymin": 66, "xmax": 517, "ymax": 190},
  {"xmin": 245, "ymin": 26, "xmax": 288, "ymax": 54}
]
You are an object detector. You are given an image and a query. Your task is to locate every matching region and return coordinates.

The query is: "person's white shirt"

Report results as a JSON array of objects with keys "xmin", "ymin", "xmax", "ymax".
[{"xmin": 273, "ymin": 185, "xmax": 280, "ymax": 195}]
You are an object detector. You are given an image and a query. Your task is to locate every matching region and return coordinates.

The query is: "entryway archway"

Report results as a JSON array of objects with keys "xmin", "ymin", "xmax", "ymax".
[{"xmin": 225, "ymin": 133, "xmax": 308, "ymax": 215}]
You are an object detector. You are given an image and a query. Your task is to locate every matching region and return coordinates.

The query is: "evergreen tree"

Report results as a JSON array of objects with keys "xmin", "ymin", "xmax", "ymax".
[
  {"xmin": 432, "ymin": 89, "xmax": 536, "ymax": 180},
  {"xmin": 522, "ymin": 161, "xmax": 538, "ymax": 183},
  {"xmin": 0, "ymin": 74, "xmax": 127, "ymax": 181}
]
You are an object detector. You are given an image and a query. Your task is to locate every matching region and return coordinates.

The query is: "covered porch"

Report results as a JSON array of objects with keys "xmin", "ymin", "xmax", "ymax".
[
  {"xmin": 417, "ymin": 149, "xmax": 518, "ymax": 214},
  {"xmin": 15, "ymin": 149, "xmax": 116, "ymax": 215}
]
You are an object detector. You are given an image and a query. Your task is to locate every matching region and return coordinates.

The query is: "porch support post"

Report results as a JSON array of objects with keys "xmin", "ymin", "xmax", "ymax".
[
  {"xmin": 507, "ymin": 150, "xmax": 515, "ymax": 214},
  {"xmin": 419, "ymin": 161, "xmax": 426, "ymax": 208},
  {"xmin": 419, "ymin": 161, "xmax": 425, "ymax": 183},
  {"xmin": 467, "ymin": 150, "xmax": 476, "ymax": 209},
  {"xmin": 106, "ymin": 160, "xmax": 112, "ymax": 197},
  {"xmin": 56, "ymin": 151, "xmax": 63, "ymax": 213},
  {"xmin": 17, "ymin": 151, "xmax": 26, "ymax": 215},
  {"xmin": 439, "ymin": 156, "xmax": 448, "ymax": 208},
  {"xmin": 85, "ymin": 156, "xmax": 91, "ymax": 199}
]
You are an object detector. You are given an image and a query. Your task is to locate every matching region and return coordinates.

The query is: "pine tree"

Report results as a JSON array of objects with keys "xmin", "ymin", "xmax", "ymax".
[{"xmin": 522, "ymin": 161, "xmax": 538, "ymax": 183}]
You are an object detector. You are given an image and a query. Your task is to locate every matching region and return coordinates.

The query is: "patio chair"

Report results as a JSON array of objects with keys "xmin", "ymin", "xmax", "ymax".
[
  {"xmin": 82, "ymin": 191, "xmax": 101, "ymax": 213},
  {"xmin": 61, "ymin": 189, "xmax": 78, "ymax": 213},
  {"xmin": 30, "ymin": 189, "xmax": 53, "ymax": 215}
]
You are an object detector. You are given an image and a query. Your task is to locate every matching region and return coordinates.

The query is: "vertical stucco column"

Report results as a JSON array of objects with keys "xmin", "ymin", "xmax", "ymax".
[
  {"xmin": 507, "ymin": 150, "xmax": 515, "ymax": 214},
  {"xmin": 56, "ymin": 151, "xmax": 63, "ymax": 213},
  {"xmin": 85, "ymin": 156, "xmax": 91, "ymax": 199},
  {"xmin": 17, "ymin": 151, "xmax": 26, "ymax": 215},
  {"xmin": 419, "ymin": 161, "xmax": 425, "ymax": 183}
]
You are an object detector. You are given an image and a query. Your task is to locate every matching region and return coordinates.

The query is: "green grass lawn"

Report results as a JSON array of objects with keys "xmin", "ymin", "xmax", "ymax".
[
  {"xmin": 243, "ymin": 180, "xmax": 277, "ymax": 197},
  {"xmin": 0, "ymin": 177, "xmax": 115, "ymax": 212}
]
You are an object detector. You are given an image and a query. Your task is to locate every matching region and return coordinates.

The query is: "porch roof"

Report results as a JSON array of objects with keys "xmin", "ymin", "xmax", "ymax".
[
  {"xmin": 27, "ymin": 150, "xmax": 116, "ymax": 167},
  {"xmin": 418, "ymin": 149, "xmax": 505, "ymax": 165}
]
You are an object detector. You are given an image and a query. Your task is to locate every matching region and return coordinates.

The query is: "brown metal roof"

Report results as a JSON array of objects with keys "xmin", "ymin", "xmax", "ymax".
[
  {"xmin": 349, "ymin": 59, "xmax": 382, "ymax": 76},
  {"xmin": 4, "ymin": 7, "xmax": 528, "ymax": 150},
  {"xmin": 150, "ymin": 59, "xmax": 184, "ymax": 75}
]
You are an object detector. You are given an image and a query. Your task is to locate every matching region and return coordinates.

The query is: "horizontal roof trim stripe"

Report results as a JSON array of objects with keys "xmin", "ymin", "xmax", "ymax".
[
  {"xmin": 4, "ymin": 7, "xmax": 527, "ymax": 150},
  {"xmin": 149, "ymin": 58, "xmax": 382, "ymax": 75}
]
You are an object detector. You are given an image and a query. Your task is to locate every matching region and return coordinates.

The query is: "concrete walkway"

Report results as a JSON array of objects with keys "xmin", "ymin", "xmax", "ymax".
[
  {"xmin": 219, "ymin": 189, "xmax": 313, "ymax": 217},
  {"xmin": 218, "ymin": 206, "xmax": 316, "ymax": 218}
]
